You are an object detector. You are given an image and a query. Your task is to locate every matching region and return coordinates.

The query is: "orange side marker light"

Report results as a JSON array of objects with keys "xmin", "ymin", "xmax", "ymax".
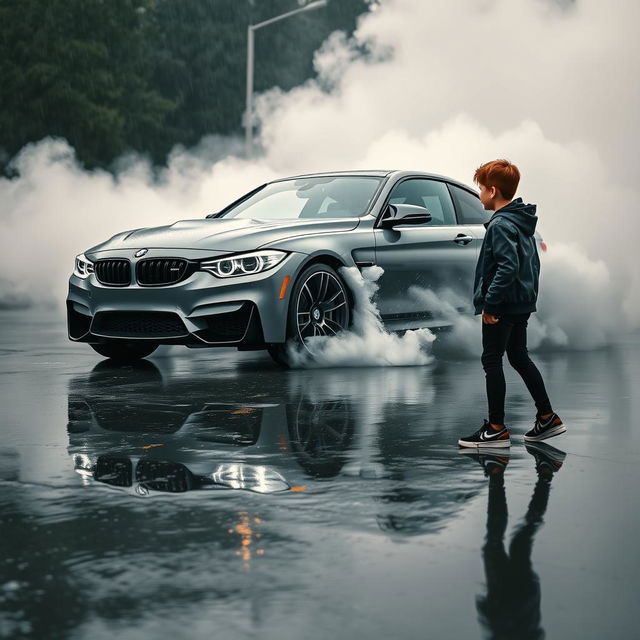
[
  {"xmin": 540, "ymin": 241, "xmax": 548, "ymax": 252},
  {"xmin": 279, "ymin": 275, "xmax": 291, "ymax": 299}
]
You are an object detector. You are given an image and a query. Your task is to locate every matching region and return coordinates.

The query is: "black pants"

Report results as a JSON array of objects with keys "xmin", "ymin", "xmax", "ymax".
[{"xmin": 481, "ymin": 312, "xmax": 552, "ymax": 425}]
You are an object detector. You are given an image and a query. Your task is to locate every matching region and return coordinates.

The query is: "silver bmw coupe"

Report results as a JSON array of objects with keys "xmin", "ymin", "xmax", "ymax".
[{"xmin": 67, "ymin": 169, "xmax": 501, "ymax": 366}]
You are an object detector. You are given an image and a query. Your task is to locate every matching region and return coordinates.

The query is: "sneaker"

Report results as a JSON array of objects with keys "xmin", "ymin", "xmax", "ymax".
[
  {"xmin": 458, "ymin": 420, "xmax": 511, "ymax": 448},
  {"xmin": 523, "ymin": 412, "xmax": 566, "ymax": 442},
  {"xmin": 525, "ymin": 441, "xmax": 566, "ymax": 477},
  {"xmin": 459, "ymin": 448, "xmax": 511, "ymax": 477}
]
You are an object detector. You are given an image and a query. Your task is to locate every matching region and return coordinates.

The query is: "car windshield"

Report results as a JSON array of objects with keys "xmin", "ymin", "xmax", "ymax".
[{"xmin": 218, "ymin": 176, "xmax": 382, "ymax": 220}]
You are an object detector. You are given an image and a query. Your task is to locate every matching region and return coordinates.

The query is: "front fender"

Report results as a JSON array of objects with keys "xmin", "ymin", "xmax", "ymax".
[{"xmin": 262, "ymin": 220, "xmax": 376, "ymax": 270}]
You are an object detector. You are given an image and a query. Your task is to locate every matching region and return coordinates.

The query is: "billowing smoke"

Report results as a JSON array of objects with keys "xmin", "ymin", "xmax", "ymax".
[
  {"xmin": 0, "ymin": 138, "xmax": 278, "ymax": 308},
  {"xmin": 408, "ymin": 242, "xmax": 622, "ymax": 357},
  {"xmin": 1, "ymin": 0, "xmax": 638, "ymax": 353},
  {"xmin": 286, "ymin": 266, "xmax": 435, "ymax": 367}
]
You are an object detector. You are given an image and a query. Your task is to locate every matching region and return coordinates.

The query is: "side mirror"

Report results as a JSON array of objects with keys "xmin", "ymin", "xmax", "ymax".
[{"xmin": 379, "ymin": 203, "xmax": 432, "ymax": 229}]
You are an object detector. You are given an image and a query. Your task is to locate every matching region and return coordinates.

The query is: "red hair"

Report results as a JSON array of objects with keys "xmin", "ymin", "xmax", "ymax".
[{"xmin": 474, "ymin": 159, "xmax": 520, "ymax": 200}]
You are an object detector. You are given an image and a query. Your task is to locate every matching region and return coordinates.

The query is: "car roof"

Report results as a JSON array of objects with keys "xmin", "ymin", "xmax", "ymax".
[
  {"xmin": 271, "ymin": 169, "xmax": 394, "ymax": 180},
  {"xmin": 271, "ymin": 169, "xmax": 478, "ymax": 194}
]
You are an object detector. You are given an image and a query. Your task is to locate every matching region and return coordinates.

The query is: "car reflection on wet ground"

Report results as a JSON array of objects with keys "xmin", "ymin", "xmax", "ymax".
[{"xmin": 1, "ymin": 311, "xmax": 640, "ymax": 640}]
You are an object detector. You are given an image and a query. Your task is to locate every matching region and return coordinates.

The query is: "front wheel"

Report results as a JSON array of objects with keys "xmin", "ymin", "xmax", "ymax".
[
  {"xmin": 267, "ymin": 262, "xmax": 351, "ymax": 368},
  {"xmin": 90, "ymin": 341, "xmax": 158, "ymax": 363}
]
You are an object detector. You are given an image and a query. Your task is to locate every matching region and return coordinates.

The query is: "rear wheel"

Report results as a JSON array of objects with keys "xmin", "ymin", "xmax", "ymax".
[
  {"xmin": 90, "ymin": 341, "xmax": 158, "ymax": 363},
  {"xmin": 267, "ymin": 262, "xmax": 351, "ymax": 368}
]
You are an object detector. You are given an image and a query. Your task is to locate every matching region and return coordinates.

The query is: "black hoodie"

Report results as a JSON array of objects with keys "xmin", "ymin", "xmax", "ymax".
[{"xmin": 472, "ymin": 197, "xmax": 540, "ymax": 316}]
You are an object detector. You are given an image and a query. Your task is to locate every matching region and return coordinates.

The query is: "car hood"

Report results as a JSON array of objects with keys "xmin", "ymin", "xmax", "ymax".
[{"xmin": 88, "ymin": 217, "xmax": 361, "ymax": 254}]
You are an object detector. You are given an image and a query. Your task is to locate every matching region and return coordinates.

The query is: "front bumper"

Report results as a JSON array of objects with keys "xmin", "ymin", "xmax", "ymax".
[{"xmin": 67, "ymin": 251, "xmax": 307, "ymax": 346}]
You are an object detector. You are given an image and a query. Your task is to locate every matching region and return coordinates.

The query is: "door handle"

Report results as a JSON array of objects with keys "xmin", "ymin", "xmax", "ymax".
[{"xmin": 453, "ymin": 234, "xmax": 473, "ymax": 245}]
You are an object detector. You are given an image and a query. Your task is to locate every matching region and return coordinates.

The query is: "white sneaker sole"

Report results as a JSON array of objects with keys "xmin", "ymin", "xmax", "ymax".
[
  {"xmin": 458, "ymin": 447, "xmax": 512, "ymax": 457},
  {"xmin": 457, "ymin": 439, "xmax": 511, "ymax": 448},
  {"xmin": 523, "ymin": 424, "xmax": 567, "ymax": 442},
  {"xmin": 524, "ymin": 442, "xmax": 567, "ymax": 464}
]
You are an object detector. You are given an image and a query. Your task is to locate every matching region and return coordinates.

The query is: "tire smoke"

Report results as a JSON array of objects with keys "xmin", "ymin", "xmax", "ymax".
[{"xmin": 286, "ymin": 266, "xmax": 435, "ymax": 368}]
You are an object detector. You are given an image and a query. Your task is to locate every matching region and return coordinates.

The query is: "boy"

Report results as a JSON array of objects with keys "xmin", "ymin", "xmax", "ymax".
[{"xmin": 458, "ymin": 159, "xmax": 566, "ymax": 448}]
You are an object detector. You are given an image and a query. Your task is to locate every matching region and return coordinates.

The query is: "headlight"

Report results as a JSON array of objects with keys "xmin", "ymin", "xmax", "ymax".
[
  {"xmin": 210, "ymin": 463, "xmax": 290, "ymax": 493},
  {"xmin": 73, "ymin": 254, "xmax": 94, "ymax": 279},
  {"xmin": 73, "ymin": 453, "xmax": 96, "ymax": 477},
  {"xmin": 201, "ymin": 250, "xmax": 288, "ymax": 278}
]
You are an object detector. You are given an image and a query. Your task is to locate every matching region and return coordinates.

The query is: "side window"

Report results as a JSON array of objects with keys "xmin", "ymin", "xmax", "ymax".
[
  {"xmin": 449, "ymin": 184, "xmax": 490, "ymax": 225},
  {"xmin": 388, "ymin": 179, "xmax": 456, "ymax": 226}
]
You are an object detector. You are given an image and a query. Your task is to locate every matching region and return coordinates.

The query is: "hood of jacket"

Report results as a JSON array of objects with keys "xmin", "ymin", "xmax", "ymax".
[{"xmin": 484, "ymin": 197, "xmax": 538, "ymax": 236}]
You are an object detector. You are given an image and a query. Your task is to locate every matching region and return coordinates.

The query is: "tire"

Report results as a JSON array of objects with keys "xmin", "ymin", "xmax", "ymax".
[
  {"xmin": 267, "ymin": 262, "xmax": 351, "ymax": 368},
  {"xmin": 90, "ymin": 341, "xmax": 158, "ymax": 363},
  {"xmin": 286, "ymin": 396, "xmax": 354, "ymax": 477}
]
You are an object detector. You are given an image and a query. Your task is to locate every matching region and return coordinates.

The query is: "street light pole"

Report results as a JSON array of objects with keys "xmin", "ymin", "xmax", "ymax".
[
  {"xmin": 245, "ymin": 24, "xmax": 255, "ymax": 158},
  {"xmin": 244, "ymin": 0, "xmax": 328, "ymax": 158}
]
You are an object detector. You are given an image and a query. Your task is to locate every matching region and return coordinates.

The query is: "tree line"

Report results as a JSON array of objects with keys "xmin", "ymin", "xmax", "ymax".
[{"xmin": 0, "ymin": 0, "xmax": 368, "ymax": 172}]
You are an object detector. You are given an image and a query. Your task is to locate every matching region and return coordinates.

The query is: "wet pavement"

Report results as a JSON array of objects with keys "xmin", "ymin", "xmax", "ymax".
[{"xmin": 1, "ymin": 310, "xmax": 640, "ymax": 640}]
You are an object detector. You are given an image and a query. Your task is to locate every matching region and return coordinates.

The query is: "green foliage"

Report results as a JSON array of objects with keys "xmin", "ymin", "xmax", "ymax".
[
  {"xmin": 0, "ymin": 0, "xmax": 368, "ymax": 170},
  {"xmin": 0, "ymin": 0, "xmax": 173, "ymax": 167}
]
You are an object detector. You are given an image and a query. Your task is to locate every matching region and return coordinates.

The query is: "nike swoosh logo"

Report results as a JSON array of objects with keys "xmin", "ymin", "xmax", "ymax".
[{"xmin": 481, "ymin": 430, "xmax": 504, "ymax": 440}]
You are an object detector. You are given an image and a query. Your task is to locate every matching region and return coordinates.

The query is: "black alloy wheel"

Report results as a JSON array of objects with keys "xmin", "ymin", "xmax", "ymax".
[
  {"xmin": 295, "ymin": 268, "xmax": 350, "ymax": 341},
  {"xmin": 286, "ymin": 396, "xmax": 354, "ymax": 477},
  {"xmin": 267, "ymin": 262, "xmax": 351, "ymax": 368}
]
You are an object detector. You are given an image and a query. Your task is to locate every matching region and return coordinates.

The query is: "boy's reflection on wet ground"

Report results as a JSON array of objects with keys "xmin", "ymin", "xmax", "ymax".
[{"xmin": 461, "ymin": 443, "xmax": 566, "ymax": 640}]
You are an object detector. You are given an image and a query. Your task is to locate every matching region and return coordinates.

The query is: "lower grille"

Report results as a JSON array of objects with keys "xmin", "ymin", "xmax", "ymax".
[
  {"xmin": 136, "ymin": 258, "xmax": 196, "ymax": 286},
  {"xmin": 95, "ymin": 259, "xmax": 131, "ymax": 286},
  {"xmin": 136, "ymin": 460, "xmax": 195, "ymax": 493},
  {"xmin": 95, "ymin": 456, "xmax": 132, "ymax": 487},
  {"xmin": 91, "ymin": 311, "xmax": 188, "ymax": 338}
]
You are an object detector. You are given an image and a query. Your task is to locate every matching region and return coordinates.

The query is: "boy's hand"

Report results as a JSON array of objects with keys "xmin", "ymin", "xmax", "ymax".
[{"xmin": 482, "ymin": 310, "xmax": 500, "ymax": 325}]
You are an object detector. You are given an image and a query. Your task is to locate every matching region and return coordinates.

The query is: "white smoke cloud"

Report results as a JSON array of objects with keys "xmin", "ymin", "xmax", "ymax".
[
  {"xmin": 407, "ymin": 285, "xmax": 483, "ymax": 358},
  {"xmin": 0, "ymin": 138, "xmax": 276, "ymax": 306},
  {"xmin": 408, "ymin": 241, "xmax": 622, "ymax": 358},
  {"xmin": 0, "ymin": 0, "xmax": 638, "ymax": 350},
  {"xmin": 286, "ymin": 265, "xmax": 435, "ymax": 368},
  {"xmin": 532, "ymin": 242, "xmax": 620, "ymax": 349}
]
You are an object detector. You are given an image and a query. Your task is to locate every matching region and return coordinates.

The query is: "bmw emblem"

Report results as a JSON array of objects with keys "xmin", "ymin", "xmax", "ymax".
[{"xmin": 134, "ymin": 248, "xmax": 148, "ymax": 258}]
